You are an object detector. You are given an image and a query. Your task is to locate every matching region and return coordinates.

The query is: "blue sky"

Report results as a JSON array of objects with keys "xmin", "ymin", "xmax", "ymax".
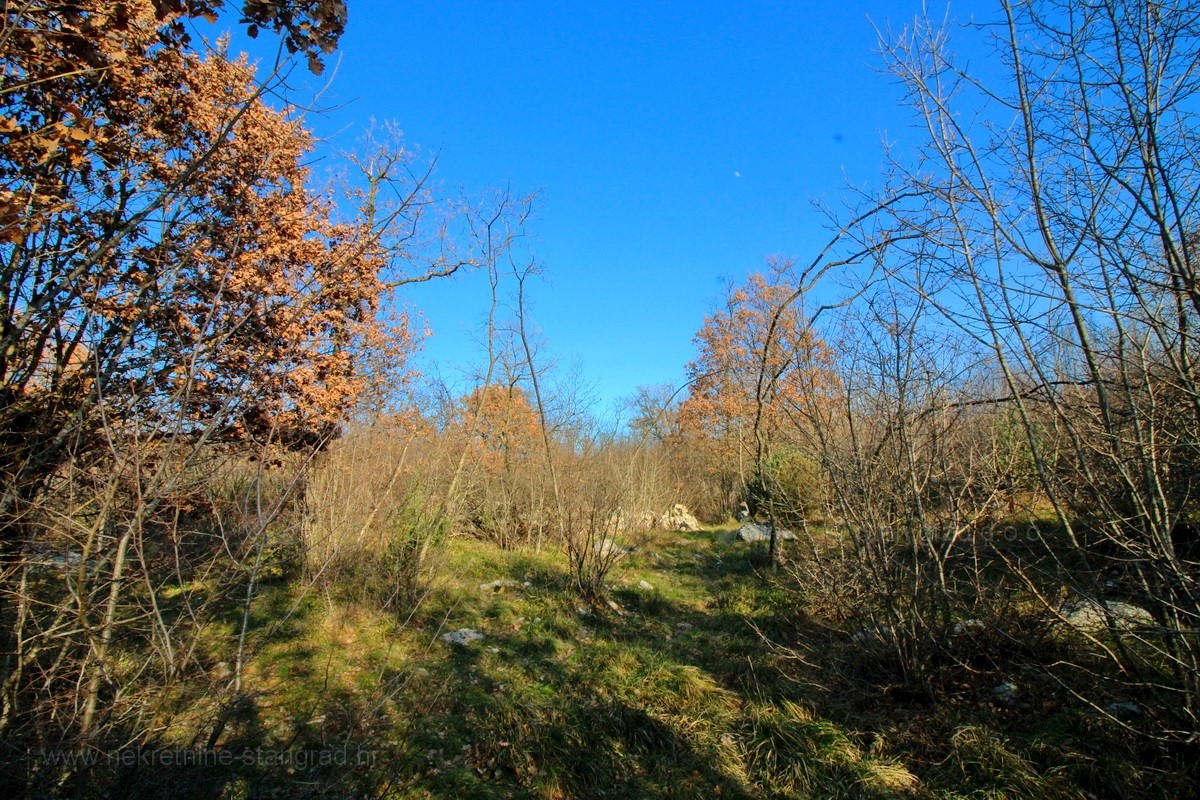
[{"xmin": 215, "ymin": 1, "xmax": 994, "ymax": 414}]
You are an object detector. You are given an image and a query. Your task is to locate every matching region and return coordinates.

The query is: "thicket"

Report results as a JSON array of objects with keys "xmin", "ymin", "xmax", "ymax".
[{"xmin": 653, "ymin": 0, "xmax": 1200, "ymax": 751}]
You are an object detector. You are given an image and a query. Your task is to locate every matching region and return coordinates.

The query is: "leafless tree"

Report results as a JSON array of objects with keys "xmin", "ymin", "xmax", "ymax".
[{"xmin": 851, "ymin": 0, "xmax": 1200, "ymax": 738}]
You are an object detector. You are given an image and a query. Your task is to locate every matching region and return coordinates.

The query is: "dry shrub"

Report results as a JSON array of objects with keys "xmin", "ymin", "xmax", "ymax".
[
  {"xmin": 560, "ymin": 438, "xmax": 674, "ymax": 599},
  {"xmin": 858, "ymin": 0, "xmax": 1200, "ymax": 738},
  {"xmin": 303, "ymin": 421, "xmax": 442, "ymax": 611},
  {"xmin": 0, "ymin": 431, "xmax": 315, "ymax": 797},
  {"xmin": 771, "ymin": 294, "xmax": 1021, "ymax": 686}
]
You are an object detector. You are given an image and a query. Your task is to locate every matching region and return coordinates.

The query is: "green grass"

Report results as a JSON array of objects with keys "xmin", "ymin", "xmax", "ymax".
[{"xmin": 122, "ymin": 527, "xmax": 1196, "ymax": 799}]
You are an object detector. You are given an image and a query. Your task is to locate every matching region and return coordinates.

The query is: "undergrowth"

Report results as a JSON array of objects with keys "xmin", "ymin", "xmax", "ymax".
[{"xmin": 102, "ymin": 526, "xmax": 1198, "ymax": 799}]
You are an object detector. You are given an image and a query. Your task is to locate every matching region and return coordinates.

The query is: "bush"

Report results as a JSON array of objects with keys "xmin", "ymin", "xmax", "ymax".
[{"xmin": 747, "ymin": 448, "xmax": 826, "ymax": 525}]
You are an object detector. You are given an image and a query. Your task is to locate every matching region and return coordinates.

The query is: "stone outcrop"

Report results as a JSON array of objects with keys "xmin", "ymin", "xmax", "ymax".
[
  {"xmin": 605, "ymin": 509, "xmax": 659, "ymax": 532},
  {"xmin": 659, "ymin": 504, "xmax": 700, "ymax": 532}
]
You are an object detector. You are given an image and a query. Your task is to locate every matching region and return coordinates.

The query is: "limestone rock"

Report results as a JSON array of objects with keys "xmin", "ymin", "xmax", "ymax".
[
  {"xmin": 592, "ymin": 538, "xmax": 634, "ymax": 559},
  {"xmin": 660, "ymin": 504, "xmax": 700, "ymax": 532},
  {"xmin": 606, "ymin": 509, "xmax": 659, "ymax": 532},
  {"xmin": 851, "ymin": 624, "xmax": 892, "ymax": 645},
  {"xmin": 1061, "ymin": 599, "xmax": 1155, "ymax": 633},
  {"xmin": 479, "ymin": 579, "xmax": 520, "ymax": 593},
  {"xmin": 991, "ymin": 682, "xmax": 1018, "ymax": 707},
  {"xmin": 1105, "ymin": 702, "xmax": 1143, "ymax": 719},
  {"xmin": 441, "ymin": 628, "xmax": 484, "ymax": 646},
  {"xmin": 735, "ymin": 522, "xmax": 795, "ymax": 543}
]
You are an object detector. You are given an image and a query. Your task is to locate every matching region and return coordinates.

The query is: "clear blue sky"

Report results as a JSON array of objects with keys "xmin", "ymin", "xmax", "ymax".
[{"xmin": 216, "ymin": 1, "xmax": 994, "ymax": 414}]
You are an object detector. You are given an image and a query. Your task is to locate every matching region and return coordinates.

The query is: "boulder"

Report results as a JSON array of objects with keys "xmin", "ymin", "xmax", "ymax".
[
  {"xmin": 952, "ymin": 619, "xmax": 986, "ymax": 636},
  {"xmin": 1105, "ymin": 702, "xmax": 1144, "ymax": 719},
  {"xmin": 735, "ymin": 522, "xmax": 795, "ymax": 543},
  {"xmin": 1061, "ymin": 599, "xmax": 1156, "ymax": 633},
  {"xmin": 30, "ymin": 548, "xmax": 101, "ymax": 572},
  {"xmin": 479, "ymin": 579, "xmax": 520, "ymax": 593},
  {"xmin": 441, "ymin": 628, "xmax": 484, "ymax": 646},
  {"xmin": 607, "ymin": 508, "xmax": 659, "ymax": 532},
  {"xmin": 660, "ymin": 504, "xmax": 700, "ymax": 532},
  {"xmin": 604, "ymin": 510, "xmax": 626, "ymax": 532},
  {"xmin": 851, "ymin": 624, "xmax": 893, "ymax": 645}
]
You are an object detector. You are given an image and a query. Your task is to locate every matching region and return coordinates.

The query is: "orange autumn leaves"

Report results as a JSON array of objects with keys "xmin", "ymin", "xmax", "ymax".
[
  {"xmin": 130, "ymin": 52, "xmax": 391, "ymax": 443},
  {"xmin": 1, "ymin": 2, "xmax": 408, "ymax": 464},
  {"xmin": 0, "ymin": 2, "xmax": 346, "ymax": 241},
  {"xmin": 456, "ymin": 384, "xmax": 542, "ymax": 472},
  {"xmin": 679, "ymin": 270, "xmax": 837, "ymax": 466}
]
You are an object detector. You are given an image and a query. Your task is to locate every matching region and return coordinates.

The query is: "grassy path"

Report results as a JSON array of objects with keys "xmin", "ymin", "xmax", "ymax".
[
  {"xmin": 149, "ymin": 526, "xmax": 1165, "ymax": 799},
  {"xmin": 248, "ymin": 527, "xmax": 920, "ymax": 799}
]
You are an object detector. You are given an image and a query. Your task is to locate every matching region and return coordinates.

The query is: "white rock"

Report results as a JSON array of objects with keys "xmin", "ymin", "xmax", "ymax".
[
  {"xmin": 592, "ymin": 538, "xmax": 633, "ymax": 559},
  {"xmin": 659, "ymin": 504, "xmax": 700, "ymax": 532},
  {"xmin": 638, "ymin": 580, "xmax": 655, "ymax": 591},
  {"xmin": 607, "ymin": 509, "xmax": 662, "ymax": 532},
  {"xmin": 30, "ymin": 549, "xmax": 101, "ymax": 571},
  {"xmin": 1061, "ymin": 599, "xmax": 1156, "ymax": 633},
  {"xmin": 479, "ymin": 579, "xmax": 519, "ymax": 592},
  {"xmin": 1105, "ymin": 702, "xmax": 1143, "ymax": 718},
  {"xmin": 851, "ymin": 625, "xmax": 893, "ymax": 645},
  {"xmin": 735, "ymin": 523, "xmax": 795, "ymax": 543},
  {"xmin": 441, "ymin": 628, "xmax": 484, "ymax": 646}
]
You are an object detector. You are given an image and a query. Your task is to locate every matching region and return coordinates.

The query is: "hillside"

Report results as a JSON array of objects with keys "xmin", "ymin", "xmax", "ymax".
[{"xmin": 103, "ymin": 525, "xmax": 1189, "ymax": 800}]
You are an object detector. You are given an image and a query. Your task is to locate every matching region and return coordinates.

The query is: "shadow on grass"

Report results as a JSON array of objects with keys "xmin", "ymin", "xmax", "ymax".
[{"xmin": 64, "ymin": 528, "xmax": 1139, "ymax": 799}]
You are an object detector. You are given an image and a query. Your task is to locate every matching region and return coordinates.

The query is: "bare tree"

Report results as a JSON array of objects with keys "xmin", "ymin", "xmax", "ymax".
[{"xmin": 859, "ymin": 0, "xmax": 1200, "ymax": 738}]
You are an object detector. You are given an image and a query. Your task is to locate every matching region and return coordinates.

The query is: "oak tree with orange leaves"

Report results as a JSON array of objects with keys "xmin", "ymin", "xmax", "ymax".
[
  {"xmin": 452, "ymin": 382, "xmax": 548, "ymax": 543},
  {"xmin": 458, "ymin": 383, "xmax": 542, "ymax": 470},
  {"xmin": 0, "ymin": 2, "xmax": 399, "ymax": 538},
  {"xmin": 678, "ymin": 263, "xmax": 835, "ymax": 522}
]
